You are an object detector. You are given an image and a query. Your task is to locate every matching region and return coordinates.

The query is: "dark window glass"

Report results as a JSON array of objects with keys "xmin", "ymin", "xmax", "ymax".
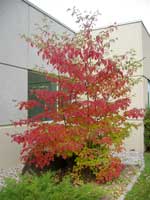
[
  {"xmin": 28, "ymin": 70, "xmax": 56, "ymax": 118},
  {"xmin": 148, "ymin": 80, "xmax": 150, "ymax": 108}
]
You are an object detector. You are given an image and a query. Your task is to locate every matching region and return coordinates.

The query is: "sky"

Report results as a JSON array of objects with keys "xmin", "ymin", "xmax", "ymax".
[{"xmin": 29, "ymin": 0, "xmax": 150, "ymax": 32}]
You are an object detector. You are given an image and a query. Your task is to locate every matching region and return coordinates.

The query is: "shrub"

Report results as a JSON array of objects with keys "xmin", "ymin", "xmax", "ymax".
[
  {"xmin": 11, "ymin": 8, "xmax": 144, "ymax": 183},
  {"xmin": 0, "ymin": 173, "xmax": 107, "ymax": 200},
  {"xmin": 144, "ymin": 108, "xmax": 150, "ymax": 151}
]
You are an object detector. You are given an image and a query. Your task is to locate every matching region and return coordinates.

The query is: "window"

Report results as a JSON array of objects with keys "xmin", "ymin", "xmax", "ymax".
[
  {"xmin": 148, "ymin": 80, "xmax": 150, "ymax": 108},
  {"xmin": 28, "ymin": 70, "xmax": 56, "ymax": 118}
]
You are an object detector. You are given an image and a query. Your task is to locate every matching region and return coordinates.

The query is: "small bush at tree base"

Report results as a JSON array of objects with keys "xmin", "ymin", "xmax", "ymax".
[{"xmin": 0, "ymin": 172, "xmax": 107, "ymax": 200}]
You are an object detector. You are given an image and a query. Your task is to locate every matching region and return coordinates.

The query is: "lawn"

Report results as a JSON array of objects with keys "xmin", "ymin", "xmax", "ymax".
[{"xmin": 125, "ymin": 153, "xmax": 150, "ymax": 200}]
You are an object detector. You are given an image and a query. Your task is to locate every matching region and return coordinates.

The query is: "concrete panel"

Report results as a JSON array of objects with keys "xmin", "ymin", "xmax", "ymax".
[
  {"xmin": 124, "ymin": 120, "xmax": 144, "ymax": 153},
  {"xmin": 28, "ymin": 6, "xmax": 74, "ymax": 72},
  {"xmin": 130, "ymin": 77, "xmax": 145, "ymax": 109},
  {"xmin": 93, "ymin": 22, "xmax": 143, "ymax": 76},
  {"xmin": 0, "ymin": 125, "xmax": 27, "ymax": 169},
  {"xmin": 0, "ymin": 0, "xmax": 28, "ymax": 67},
  {"xmin": 28, "ymin": 6, "xmax": 52, "ymax": 71},
  {"xmin": 0, "ymin": 64, "xmax": 27, "ymax": 125}
]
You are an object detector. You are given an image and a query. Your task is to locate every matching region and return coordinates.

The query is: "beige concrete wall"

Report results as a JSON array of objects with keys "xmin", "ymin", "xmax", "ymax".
[
  {"xmin": 142, "ymin": 24, "xmax": 150, "ymax": 80},
  {"xmin": 142, "ymin": 24, "xmax": 150, "ymax": 110},
  {"xmin": 94, "ymin": 22, "xmax": 145, "ymax": 154},
  {"xmin": 123, "ymin": 120, "xmax": 144, "ymax": 153},
  {"xmin": 93, "ymin": 22, "xmax": 143, "ymax": 75},
  {"xmin": 0, "ymin": 125, "xmax": 27, "ymax": 169},
  {"xmin": 130, "ymin": 77, "xmax": 145, "ymax": 109}
]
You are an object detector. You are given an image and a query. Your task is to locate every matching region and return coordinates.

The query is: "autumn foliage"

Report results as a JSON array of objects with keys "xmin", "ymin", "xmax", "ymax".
[{"xmin": 12, "ymin": 8, "xmax": 144, "ymax": 183}]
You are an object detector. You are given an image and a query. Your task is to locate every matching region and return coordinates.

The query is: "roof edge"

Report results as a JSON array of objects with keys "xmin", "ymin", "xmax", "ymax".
[
  {"xmin": 140, "ymin": 21, "xmax": 150, "ymax": 39},
  {"xmin": 22, "ymin": 0, "xmax": 76, "ymax": 34},
  {"xmin": 93, "ymin": 20, "xmax": 150, "ymax": 38},
  {"xmin": 93, "ymin": 20, "xmax": 143, "ymax": 31}
]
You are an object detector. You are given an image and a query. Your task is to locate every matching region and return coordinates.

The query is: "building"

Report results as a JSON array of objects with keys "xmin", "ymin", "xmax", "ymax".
[{"xmin": 0, "ymin": 0, "xmax": 150, "ymax": 169}]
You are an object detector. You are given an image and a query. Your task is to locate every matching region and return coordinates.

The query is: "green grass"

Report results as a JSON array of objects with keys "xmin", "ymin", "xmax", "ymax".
[
  {"xmin": 125, "ymin": 153, "xmax": 150, "ymax": 200},
  {"xmin": 0, "ymin": 172, "xmax": 107, "ymax": 200}
]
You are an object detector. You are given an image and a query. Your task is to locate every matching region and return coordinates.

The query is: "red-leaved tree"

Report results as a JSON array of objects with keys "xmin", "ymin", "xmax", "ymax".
[{"xmin": 12, "ymin": 8, "xmax": 144, "ymax": 183}]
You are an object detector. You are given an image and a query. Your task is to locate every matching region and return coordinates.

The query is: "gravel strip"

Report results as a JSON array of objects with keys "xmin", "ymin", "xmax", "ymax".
[{"xmin": 0, "ymin": 164, "xmax": 24, "ymax": 188}]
